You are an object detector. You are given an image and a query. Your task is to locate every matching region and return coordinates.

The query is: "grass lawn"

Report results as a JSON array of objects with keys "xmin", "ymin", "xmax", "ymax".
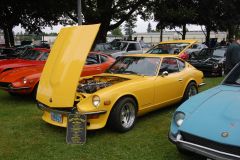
[{"xmin": 0, "ymin": 77, "xmax": 223, "ymax": 160}]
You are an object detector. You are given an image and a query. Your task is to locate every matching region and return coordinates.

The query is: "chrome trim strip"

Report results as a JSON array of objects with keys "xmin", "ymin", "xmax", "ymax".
[
  {"xmin": 176, "ymin": 138, "xmax": 240, "ymax": 159},
  {"xmin": 198, "ymin": 82, "xmax": 206, "ymax": 87},
  {"xmin": 37, "ymin": 102, "xmax": 107, "ymax": 115}
]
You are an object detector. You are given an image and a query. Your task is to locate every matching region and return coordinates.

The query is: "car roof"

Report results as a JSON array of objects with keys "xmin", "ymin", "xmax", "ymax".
[
  {"xmin": 159, "ymin": 39, "xmax": 197, "ymax": 44},
  {"xmin": 119, "ymin": 41, "xmax": 139, "ymax": 43},
  {"xmin": 124, "ymin": 54, "xmax": 178, "ymax": 58},
  {"xmin": 32, "ymin": 48, "xmax": 50, "ymax": 52}
]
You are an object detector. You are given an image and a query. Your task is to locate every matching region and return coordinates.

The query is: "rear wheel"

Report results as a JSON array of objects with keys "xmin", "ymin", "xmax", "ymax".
[
  {"xmin": 9, "ymin": 92, "xmax": 19, "ymax": 96},
  {"xmin": 182, "ymin": 82, "xmax": 198, "ymax": 102},
  {"xmin": 109, "ymin": 97, "xmax": 137, "ymax": 132}
]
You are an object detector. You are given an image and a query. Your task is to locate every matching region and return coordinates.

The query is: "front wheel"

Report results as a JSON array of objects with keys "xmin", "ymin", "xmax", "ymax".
[
  {"xmin": 182, "ymin": 82, "xmax": 198, "ymax": 102},
  {"xmin": 218, "ymin": 67, "xmax": 224, "ymax": 77},
  {"xmin": 108, "ymin": 97, "xmax": 137, "ymax": 132}
]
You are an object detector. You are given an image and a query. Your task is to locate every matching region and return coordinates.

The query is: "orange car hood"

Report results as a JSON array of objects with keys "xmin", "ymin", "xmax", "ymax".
[{"xmin": 0, "ymin": 65, "xmax": 44, "ymax": 83}]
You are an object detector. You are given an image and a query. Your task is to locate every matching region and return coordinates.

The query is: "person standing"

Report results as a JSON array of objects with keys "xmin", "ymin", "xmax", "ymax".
[
  {"xmin": 139, "ymin": 36, "xmax": 145, "ymax": 47},
  {"xmin": 225, "ymin": 37, "xmax": 240, "ymax": 74}
]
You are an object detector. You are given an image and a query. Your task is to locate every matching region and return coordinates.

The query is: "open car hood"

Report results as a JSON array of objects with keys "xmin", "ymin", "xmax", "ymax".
[
  {"xmin": 159, "ymin": 40, "xmax": 197, "ymax": 55},
  {"xmin": 37, "ymin": 24, "xmax": 100, "ymax": 107}
]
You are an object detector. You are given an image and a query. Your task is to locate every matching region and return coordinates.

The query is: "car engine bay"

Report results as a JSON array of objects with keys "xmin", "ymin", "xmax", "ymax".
[{"xmin": 77, "ymin": 76, "xmax": 129, "ymax": 93}]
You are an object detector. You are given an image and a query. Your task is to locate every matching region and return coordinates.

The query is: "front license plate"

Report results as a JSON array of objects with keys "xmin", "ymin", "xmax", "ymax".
[{"xmin": 51, "ymin": 112, "xmax": 63, "ymax": 123}]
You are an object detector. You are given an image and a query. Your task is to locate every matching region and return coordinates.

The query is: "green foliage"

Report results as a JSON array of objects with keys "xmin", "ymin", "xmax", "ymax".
[
  {"xmin": 0, "ymin": 77, "xmax": 223, "ymax": 160},
  {"xmin": 153, "ymin": 0, "xmax": 240, "ymax": 42},
  {"xmin": 124, "ymin": 16, "xmax": 137, "ymax": 39},
  {"xmin": 111, "ymin": 27, "xmax": 123, "ymax": 36}
]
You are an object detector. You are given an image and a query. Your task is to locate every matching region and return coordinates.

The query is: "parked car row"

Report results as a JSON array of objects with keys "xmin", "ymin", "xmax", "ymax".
[{"xmin": 0, "ymin": 25, "xmax": 235, "ymax": 160}]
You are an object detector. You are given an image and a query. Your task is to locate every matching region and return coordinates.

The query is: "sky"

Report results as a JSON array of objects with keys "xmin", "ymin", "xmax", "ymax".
[{"xmin": 13, "ymin": 17, "xmax": 203, "ymax": 34}]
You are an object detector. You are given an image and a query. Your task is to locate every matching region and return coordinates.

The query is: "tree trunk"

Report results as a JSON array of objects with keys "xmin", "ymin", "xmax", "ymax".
[
  {"xmin": 182, "ymin": 24, "xmax": 186, "ymax": 40},
  {"xmin": 8, "ymin": 26, "xmax": 15, "ymax": 47},
  {"xmin": 160, "ymin": 28, "xmax": 163, "ymax": 42},
  {"xmin": 3, "ymin": 26, "xmax": 11, "ymax": 48},
  {"xmin": 227, "ymin": 25, "xmax": 235, "ymax": 41},
  {"xmin": 205, "ymin": 25, "xmax": 211, "ymax": 47}
]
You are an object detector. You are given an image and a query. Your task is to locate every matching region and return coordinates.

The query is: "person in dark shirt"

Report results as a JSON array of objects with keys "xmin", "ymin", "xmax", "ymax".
[{"xmin": 225, "ymin": 37, "xmax": 240, "ymax": 74}]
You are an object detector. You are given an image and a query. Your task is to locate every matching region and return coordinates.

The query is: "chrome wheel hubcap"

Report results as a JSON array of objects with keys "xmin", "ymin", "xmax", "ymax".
[
  {"xmin": 120, "ymin": 102, "xmax": 135, "ymax": 128},
  {"xmin": 188, "ymin": 86, "xmax": 197, "ymax": 98}
]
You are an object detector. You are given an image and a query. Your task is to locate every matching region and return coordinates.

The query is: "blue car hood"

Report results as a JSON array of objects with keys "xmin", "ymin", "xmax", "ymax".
[{"xmin": 180, "ymin": 85, "xmax": 240, "ymax": 146}]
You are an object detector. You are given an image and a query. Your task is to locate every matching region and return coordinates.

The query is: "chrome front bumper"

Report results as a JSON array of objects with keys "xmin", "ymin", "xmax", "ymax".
[
  {"xmin": 37, "ymin": 102, "xmax": 107, "ymax": 115},
  {"xmin": 169, "ymin": 133, "xmax": 240, "ymax": 160}
]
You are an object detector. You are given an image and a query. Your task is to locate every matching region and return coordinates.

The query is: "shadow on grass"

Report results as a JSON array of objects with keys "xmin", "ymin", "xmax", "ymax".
[{"xmin": 0, "ymin": 91, "xmax": 35, "ymax": 103}]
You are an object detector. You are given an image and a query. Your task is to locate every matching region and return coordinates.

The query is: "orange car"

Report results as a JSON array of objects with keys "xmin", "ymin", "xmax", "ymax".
[{"xmin": 0, "ymin": 52, "xmax": 115, "ymax": 97}]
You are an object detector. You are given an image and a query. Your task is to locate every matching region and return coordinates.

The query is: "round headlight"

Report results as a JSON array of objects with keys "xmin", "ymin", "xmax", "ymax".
[
  {"xmin": 174, "ymin": 112, "xmax": 185, "ymax": 127},
  {"xmin": 92, "ymin": 95, "xmax": 100, "ymax": 107},
  {"xmin": 213, "ymin": 63, "xmax": 218, "ymax": 69},
  {"xmin": 22, "ymin": 78, "xmax": 28, "ymax": 84}
]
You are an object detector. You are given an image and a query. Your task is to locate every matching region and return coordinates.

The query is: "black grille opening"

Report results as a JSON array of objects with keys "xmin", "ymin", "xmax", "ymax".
[{"xmin": 181, "ymin": 131, "xmax": 240, "ymax": 156}]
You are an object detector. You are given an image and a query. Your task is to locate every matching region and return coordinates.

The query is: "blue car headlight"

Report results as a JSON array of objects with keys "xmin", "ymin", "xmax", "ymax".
[{"xmin": 174, "ymin": 112, "xmax": 185, "ymax": 127}]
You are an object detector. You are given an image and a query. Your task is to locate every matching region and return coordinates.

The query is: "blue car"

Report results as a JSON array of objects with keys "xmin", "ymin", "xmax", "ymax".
[{"xmin": 169, "ymin": 63, "xmax": 240, "ymax": 160}]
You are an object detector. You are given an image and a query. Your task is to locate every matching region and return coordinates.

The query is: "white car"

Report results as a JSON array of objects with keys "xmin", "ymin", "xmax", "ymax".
[
  {"xmin": 186, "ymin": 43, "xmax": 208, "ymax": 55},
  {"xmin": 110, "ymin": 41, "xmax": 143, "ymax": 58}
]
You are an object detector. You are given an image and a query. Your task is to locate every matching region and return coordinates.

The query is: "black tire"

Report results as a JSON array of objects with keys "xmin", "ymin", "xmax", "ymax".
[
  {"xmin": 9, "ymin": 92, "xmax": 19, "ymax": 96},
  {"xmin": 182, "ymin": 82, "xmax": 198, "ymax": 102},
  {"xmin": 108, "ymin": 97, "xmax": 137, "ymax": 132},
  {"xmin": 218, "ymin": 67, "xmax": 224, "ymax": 77},
  {"xmin": 32, "ymin": 83, "xmax": 39, "ymax": 99}
]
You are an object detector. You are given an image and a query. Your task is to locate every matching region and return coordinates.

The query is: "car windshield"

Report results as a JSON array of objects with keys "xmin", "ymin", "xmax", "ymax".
[
  {"xmin": 106, "ymin": 57, "xmax": 160, "ymax": 76},
  {"xmin": 212, "ymin": 48, "xmax": 226, "ymax": 57},
  {"xmin": 223, "ymin": 64, "xmax": 240, "ymax": 86},
  {"xmin": 146, "ymin": 43, "xmax": 190, "ymax": 54},
  {"xmin": 94, "ymin": 44, "xmax": 113, "ymax": 51},
  {"xmin": 20, "ymin": 49, "xmax": 42, "ymax": 60},
  {"xmin": 191, "ymin": 44, "xmax": 199, "ymax": 49},
  {"xmin": 113, "ymin": 42, "xmax": 128, "ymax": 51}
]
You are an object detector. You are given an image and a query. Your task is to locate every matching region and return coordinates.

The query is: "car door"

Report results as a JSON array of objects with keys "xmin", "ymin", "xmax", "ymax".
[
  {"xmin": 154, "ymin": 57, "xmax": 186, "ymax": 106},
  {"xmin": 126, "ymin": 43, "xmax": 142, "ymax": 54},
  {"xmin": 81, "ymin": 54, "xmax": 103, "ymax": 77}
]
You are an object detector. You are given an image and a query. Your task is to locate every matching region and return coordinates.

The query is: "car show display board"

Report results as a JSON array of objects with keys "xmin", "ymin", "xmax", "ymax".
[{"xmin": 66, "ymin": 114, "xmax": 87, "ymax": 144}]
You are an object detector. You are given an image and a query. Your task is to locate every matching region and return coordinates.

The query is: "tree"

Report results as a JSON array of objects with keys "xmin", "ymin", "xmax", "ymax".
[
  {"xmin": 147, "ymin": 23, "xmax": 152, "ymax": 32},
  {"xmin": 111, "ymin": 27, "xmax": 123, "ymax": 36},
  {"xmin": 124, "ymin": 16, "xmax": 137, "ymax": 40},
  {"xmin": 154, "ymin": 0, "xmax": 196, "ymax": 40},
  {"xmin": 65, "ymin": 0, "xmax": 151, "ymax": 43},
  {"xmin": 0, "ymin": 0, "xmax": 68, "ymax": 47}
]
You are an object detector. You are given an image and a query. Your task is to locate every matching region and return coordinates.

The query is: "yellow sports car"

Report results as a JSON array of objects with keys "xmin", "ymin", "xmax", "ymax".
[
  {"xmin": 36, "ymin": 25, "xmax": 204, "ymax": 132},
  {"xmin": 146, "ymin": 39, "xmax": 197, "ymax": 60}
]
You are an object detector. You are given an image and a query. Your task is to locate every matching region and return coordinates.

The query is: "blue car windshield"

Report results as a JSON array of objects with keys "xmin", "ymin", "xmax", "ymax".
[
  {"xmin": 106, "ymin": 56, "xmax": 161, "ymax": 76},
  {"xmin": 223, "ymin": 64, "xmax": 240, "ymax": 86}
]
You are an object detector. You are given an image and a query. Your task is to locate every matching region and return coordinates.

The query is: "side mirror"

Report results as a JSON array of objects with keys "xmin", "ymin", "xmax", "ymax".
[{"xmin": 161, "ymin": 71, "xmax": 169, "ymax": 77}]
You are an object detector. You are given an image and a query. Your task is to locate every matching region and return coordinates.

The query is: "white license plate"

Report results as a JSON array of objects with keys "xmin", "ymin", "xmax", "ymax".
[{"xmin": 51, "ymin": 112, "xmax": 63, "ymax": 123}]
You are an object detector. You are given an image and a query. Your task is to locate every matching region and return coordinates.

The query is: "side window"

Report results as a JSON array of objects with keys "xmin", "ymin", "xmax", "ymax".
[
  {"xmin": 39, "ymin": 53, "xmax": 49, "ymax": 61},
  {"xmin": 128, "ymin": 43, "xmax": 137, "ymax": 51},
  {"xmin": 159, "ymin": 58, "xmax": 179, "ymax": 75},
  {"xmin": 177, "ymin": 59, "xmax": 185, "ymax": 71},
  {"xmin": 135, "ymin": 43, "xmax": 141, "ymax": 50},
  {"xmin": 86, "ymin": 54, "xmax": 99, "ymax": 65},
  {"xmin": 100, "ymin": 55, "xmax": 108, "ymax": 63}
]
